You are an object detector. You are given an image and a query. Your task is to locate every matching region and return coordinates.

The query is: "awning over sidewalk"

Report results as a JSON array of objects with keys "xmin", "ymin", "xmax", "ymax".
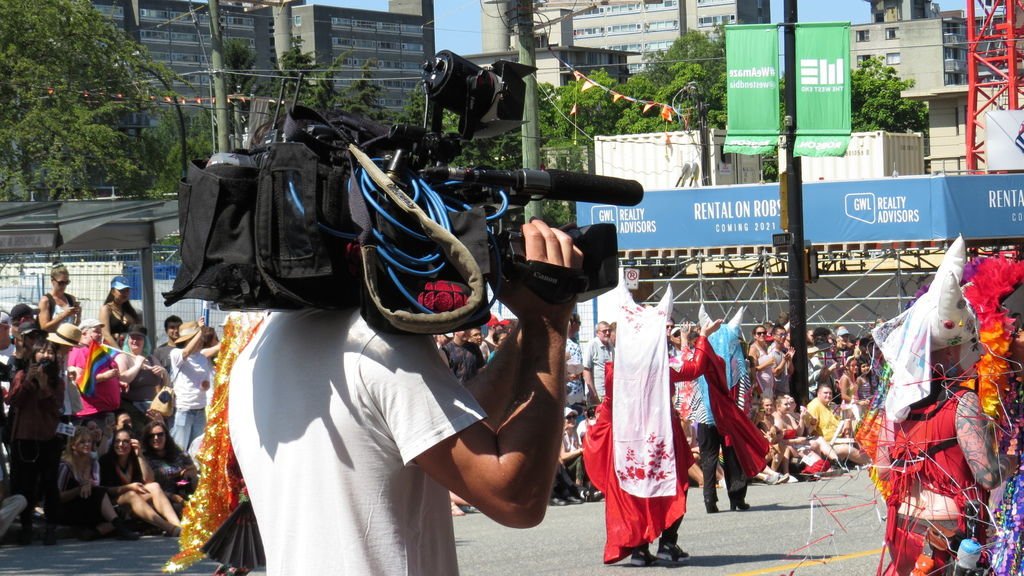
[{"xmin": 0, "ymin": 200, "xmax": 178, "ymax": 253}]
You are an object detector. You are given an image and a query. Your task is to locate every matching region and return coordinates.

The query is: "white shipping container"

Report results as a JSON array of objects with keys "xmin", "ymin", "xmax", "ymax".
[
  {"xmin": 779, "ymin": 131, "xmax": 925, "ymax": 181},
  {"xmin": 594, "ymin": 130, "xmax": 763, "ymax": 191}
]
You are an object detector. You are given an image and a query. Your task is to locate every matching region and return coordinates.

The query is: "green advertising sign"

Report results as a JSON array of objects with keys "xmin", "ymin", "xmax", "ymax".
[
  {"xmin": 794, "ymin": 23, "xmax": 851, "ymax": 157},
  {"xmin": 724, "ymin": 25, "xmax": 780, "ymax": 155}
]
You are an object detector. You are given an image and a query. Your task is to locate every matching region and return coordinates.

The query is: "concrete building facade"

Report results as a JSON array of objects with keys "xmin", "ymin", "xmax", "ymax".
[
  {"xmin": 571, "ymin": 0, "xmax": 769, "ymax": 71},
  {"xmin": 850, "ymin": 1, "xmax": 969, "ymax": 172},
  {"xmin": 91, "ymin": 0, "xmax": 434, "ymax": 110}
]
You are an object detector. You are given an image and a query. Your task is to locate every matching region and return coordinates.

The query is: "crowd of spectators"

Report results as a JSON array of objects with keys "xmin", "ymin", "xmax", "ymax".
[
  {"xmin": 0, "ymin": 266, "xmax": 882, "ymax": 545},
  {"xmin": 0, "ymin": 266, "xmax": 213, "ymax": 545}
]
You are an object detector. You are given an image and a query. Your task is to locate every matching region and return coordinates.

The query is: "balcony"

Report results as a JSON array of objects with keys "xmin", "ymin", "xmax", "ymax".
[
  {"xmin": 944, "ymin": 59, "xmax": 966, "ymax": 73},
  {"xmin": 943, "ymin": 32, "xmax": 967, "ymax": 45}
]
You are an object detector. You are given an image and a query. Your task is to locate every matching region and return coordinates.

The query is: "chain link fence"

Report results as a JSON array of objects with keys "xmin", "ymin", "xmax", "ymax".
[{"xmin": 0, "ymin": 247, "xmax": 230, "ymax": 343}]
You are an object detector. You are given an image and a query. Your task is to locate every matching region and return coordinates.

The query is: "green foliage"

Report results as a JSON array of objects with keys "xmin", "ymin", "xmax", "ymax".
[
  {"xmin": 340, "ymin": 60, "xmax": 388, "ymax": 121},
  {"xmin": 224, "ymin": 38, "xmax": 259, "ymax": 97},
  {"xmin": 277, "ymin": 38, "xmax": 341, "ymax": 110},
  {"xmin": 0, "ymin": 0, "xmax": 172, "ymax": 199},
  {"xmin": 851, "ymin": 57, "xmax": 928, "ymax": 134},
  {"xmin": 615, "ymin": 30, "xmax": 728, "ymax": 134},
  {"xmin": 137, "ymin": 109, "xmax": 213, "ymax": 196}
]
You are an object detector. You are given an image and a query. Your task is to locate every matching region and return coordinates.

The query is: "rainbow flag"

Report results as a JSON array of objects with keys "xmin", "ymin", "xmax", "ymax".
[{"xmin": 77, "ymin": 340, "xmax": 122, "ymax": 397}]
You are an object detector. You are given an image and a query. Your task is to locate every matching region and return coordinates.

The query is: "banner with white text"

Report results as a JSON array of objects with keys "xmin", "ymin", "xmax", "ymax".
[
  {"xmin": 724, "ymin": 25, "xmax": 780, "ymax": 155},
  {"xmin": 794, "ymin": 23, "xmax": 851, "ymax": 157}
]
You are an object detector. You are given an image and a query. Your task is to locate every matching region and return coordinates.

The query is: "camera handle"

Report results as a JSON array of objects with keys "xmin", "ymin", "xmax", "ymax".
[{"xmin": 350, "ymin": 144, "xmax": 488, "ymax": 334}]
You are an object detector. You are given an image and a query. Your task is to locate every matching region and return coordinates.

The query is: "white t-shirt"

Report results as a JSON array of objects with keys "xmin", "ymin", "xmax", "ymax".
[
  {"xmin": 229, "ymin": 309, "xmax": 485, "ymax": 575},
  {"xmin": 169, "ymin": 347, "xmax": 213, "ymax": 410}
]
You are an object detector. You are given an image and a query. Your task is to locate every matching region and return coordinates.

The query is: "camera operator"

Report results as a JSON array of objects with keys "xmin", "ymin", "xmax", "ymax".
[{"xmin": 229, "ymin": 219, "xmax": 583, "ymax": 575}]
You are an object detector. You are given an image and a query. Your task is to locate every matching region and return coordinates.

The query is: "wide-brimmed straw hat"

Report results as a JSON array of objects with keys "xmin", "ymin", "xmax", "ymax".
[{"xmin": 47, "ymin": 324, "xmax": 82, "ymax": 348}]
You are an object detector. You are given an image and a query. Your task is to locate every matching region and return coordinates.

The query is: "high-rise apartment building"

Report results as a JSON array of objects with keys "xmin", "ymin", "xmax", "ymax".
[
  {"xmin": 570, "ymin": 0, "xmax": 770, "ymax": 71},
  {"xmin": 850, "ymin": 0, "xmax": 969, "ymax": 172},
  {"xmin": 91, "ymin": 0, "xmax": 434, "ymax": 110},
  {"xmin": 290, "ymin": 2, "xmax": 434, "ymax": 109}
]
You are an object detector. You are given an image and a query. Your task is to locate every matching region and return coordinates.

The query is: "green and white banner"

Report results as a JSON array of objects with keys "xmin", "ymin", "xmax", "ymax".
[
  {"xmin": 794, "ymin": 23, "xmax": 851, "ymax": 157},
  {"xmin": 724, "ymin": 25, "xmax": 780, "ymax": 155}
]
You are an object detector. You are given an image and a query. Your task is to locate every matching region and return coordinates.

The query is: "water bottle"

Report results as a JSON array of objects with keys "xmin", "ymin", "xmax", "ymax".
[{"xmin": 954, "ymin": 538, "xmax": 981, "ymax": 575}]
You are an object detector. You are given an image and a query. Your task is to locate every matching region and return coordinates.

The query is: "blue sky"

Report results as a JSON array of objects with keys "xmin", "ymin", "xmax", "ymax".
[{"xmin": 321, "ymin": 0, "xmax": 968, "ymax": 56}]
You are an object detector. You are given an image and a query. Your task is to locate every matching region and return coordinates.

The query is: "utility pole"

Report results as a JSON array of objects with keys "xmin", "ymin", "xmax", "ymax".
[
  {"xmin": 207, "ymin": 0, "xmax": 231, "ymax": 153},
  {"xmin": 783, "ymin": 0, "xmax": 809, "ymax": 405},
  {"xmin": 516, "ymin": 0, "xmax": 542, "ymax": 221},
  {"xmin": 273, "ymin": 3, "xmax": 292, "ymax": 63}
]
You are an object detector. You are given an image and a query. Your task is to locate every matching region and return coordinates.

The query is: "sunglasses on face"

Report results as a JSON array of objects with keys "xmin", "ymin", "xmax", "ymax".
[
  {"xmin": 147, "ymin": 432, "xmax": 166, "ymax": 440},
  {"xmin": 755, "ymin": 331, "xmax": 766, "ymax": 336},
  {"xmin": 54, "ymin": 279, "xmax": 70, "ymax": 286},
  {"xmin": 114, "ymin": 439, "xmax": 132, "ymax": 445}
]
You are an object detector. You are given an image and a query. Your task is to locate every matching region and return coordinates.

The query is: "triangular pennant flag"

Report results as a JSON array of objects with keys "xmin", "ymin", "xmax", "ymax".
[
  {"xmin": 643, "ymin": 102, "xmax": 657, "ymax": 114},
  {"xmin": 581, "ymin": 80, "xmax": 597, "ymax": 92},
  {"xmin": 612, "ymin": 92, "xmax": 624, "ymax": 103},
  {"xmin": 661, "ymin": 105, "xmax": 674, "ymax": 122},
  {"xmin": 570, "ymin": 103, "xmax": 578, "ymax": 116},
  {"xmin": 573, "ymin": 70, "xmax": 585, "ymax": 81}
]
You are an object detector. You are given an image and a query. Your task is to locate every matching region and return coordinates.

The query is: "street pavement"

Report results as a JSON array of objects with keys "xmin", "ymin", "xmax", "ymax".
[{"xmin": 0, "ymin": 471, "xmax": 886, "ymax": 575}]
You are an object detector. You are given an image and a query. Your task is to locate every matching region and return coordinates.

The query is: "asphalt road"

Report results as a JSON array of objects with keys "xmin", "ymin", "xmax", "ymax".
[{"xmin": 0, "ymin": 471, "xmax": 887, "ymax": 575}]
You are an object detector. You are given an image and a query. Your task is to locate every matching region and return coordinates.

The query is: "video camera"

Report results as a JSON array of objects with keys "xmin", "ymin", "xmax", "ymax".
[{"xmin": 164, "ymin": 50, "xmax": 643, "ymax": 334}]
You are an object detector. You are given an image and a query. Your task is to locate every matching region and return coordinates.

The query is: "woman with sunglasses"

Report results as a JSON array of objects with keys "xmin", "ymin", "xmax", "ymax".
[
  {"xmin": 140, "ymin": 421, "xmax": 198, "ymax": 505},
  {"xmin": 99, "ymin": 428, "xmax": 181, "ymax": 535},
  {"xmin": 37, "ymin": 264, "xmax": 80, "ymax": 333},
  {"xmin": 55, "ymin": 427, "xmax": 140, "ymax": 540}
]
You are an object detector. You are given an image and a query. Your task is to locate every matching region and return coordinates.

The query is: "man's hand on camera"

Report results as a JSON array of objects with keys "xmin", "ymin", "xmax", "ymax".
[{"xmin": 499, "ymin": 219, "xmax": 583, "ymax": 321}]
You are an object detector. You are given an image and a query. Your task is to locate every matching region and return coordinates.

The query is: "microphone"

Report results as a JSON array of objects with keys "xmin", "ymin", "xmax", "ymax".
[{"xmin": 422, "ymin": 166, "xmax": 644, "ymax": 207}]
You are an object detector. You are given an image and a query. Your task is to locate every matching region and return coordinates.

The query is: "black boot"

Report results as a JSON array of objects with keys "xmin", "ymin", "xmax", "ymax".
[
  {"xmin": 111, "ymin": 517, "xmax": 140, "ymax": 541},
  {"xmin": 18, "ymin": 516, "xmax": 32, "ymax": 545},
  {"xmin": 43, "ymin": 524, "xmax": 57, "ymax": 546},
  {"xmin": 705, "ymin": 500, "xmax": 719, "ymax": 514},
  {"xmin": 730, "ymin": 500, "xmax": 751, "ymax": 511}
]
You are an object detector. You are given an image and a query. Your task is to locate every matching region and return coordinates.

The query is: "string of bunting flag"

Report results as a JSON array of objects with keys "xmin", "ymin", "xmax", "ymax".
[
  {"xmin": 562, "ymin": 64, "xmax": 685, "ymax": 125},
  {"xmin": 33, "ymin": 87, "xmax": 266, "ymax": 107}
]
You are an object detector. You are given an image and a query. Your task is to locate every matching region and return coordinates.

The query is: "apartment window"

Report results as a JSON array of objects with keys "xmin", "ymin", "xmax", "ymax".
[
  {"xmin": 646, "ymin": 40, "xmax": 673, "ymax": 51},
  {"xmin": 886, "ymin": 52, "xmax": 901, "ymax": 65},
  {"xmin": 354, "ymin": 20, "xmax": 376, "ymax": 30},
  {"xmin": 856, "ymin": 54, "xmax": 872, "ymax": 64},
  {"xmin": 332, "ymin": 17, "xmax": 351, "ymax": 27},
  {"xmin": 225, "ymin": 16, "xmax": 254, "ymax": 28},
  {"xmin": 379, "ymin": 41, "xmax": 399, "ymax": 51},
  {"xmin": 402, "ymin": 42, "xmax": 423, "ymax": 52},
  {"xmin": 139, "ymin": 8, "xmax": 168, "ymax": 20},
  {"xmin": 141, "ymin": 30, "xmax": 169, "ymax": 42},
  {"xmin": 401, "ymin": 24, "xmax": 422, "ymax": 35},
  {"xmin": 171, "ymin": 32, "xmax": 199, "ymax": 44},
  {"xmin": 697, "ymin": 14, "xmax": 735, "ymax": 28},
  {"xmin": 574, "ymin": 27, "xmax": 605, "ymax": 38},
  {"xmin": 380, "ymin": 22, "xmax": 400, "ymax": 33},
  {"xmin": 856, "ymin": 30, "xmax": 870, "ymax": 42},
  {"xmin": 293, "ymin": 16, "xmax": 302, "ymax": 27},
  {"xmin": 648, "ymin": 20, "xmax": 679, "ymax": 32},
  {"xmin": 885, "ymin": 27, "xmax": 897, "ymax": 40}
]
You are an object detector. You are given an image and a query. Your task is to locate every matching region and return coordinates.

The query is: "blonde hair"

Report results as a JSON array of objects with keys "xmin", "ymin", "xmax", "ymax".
[
  {"xmin": 62, "ymin": 427, "xmax": 94, "ymax": 462},
  {"xmin": 51, "ymin": 263, "xmax": 69, "ymax": 280}
]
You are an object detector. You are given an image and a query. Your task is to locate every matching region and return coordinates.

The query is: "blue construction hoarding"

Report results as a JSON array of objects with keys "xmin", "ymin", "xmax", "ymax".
[{"xmin": 577, "ymin": 174, "xmax": 1024, "ymax": 249}]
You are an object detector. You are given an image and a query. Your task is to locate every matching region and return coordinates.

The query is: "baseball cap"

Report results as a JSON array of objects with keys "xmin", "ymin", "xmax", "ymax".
[
  {"xmin": 564, "ymin": 407, "xmax": 578, "ymax": 418},
  {"xmin": 111, "ymin": 276, "xmax": 131, "ymax": 290},
  {"xmin": 836, "ymin": 327, "xmax": 851, "ymax": 338},
  {"xmin": 127, "ymin": 324, "xmax": 148, "ymax": 337},
  {"xmin": 79, "ymin": 318, "xmax": 105, "ymax": 331},
  {"xmin": 0, "ymin": 312, "xmax": 10, "ymax": 326},
  {"xmin": 18, "ymin": 320, "xmax": 43, "ymax": 337},
  {"xmin": 10, "ymin": 303, "xmax": 37, "ymax": 321}
]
